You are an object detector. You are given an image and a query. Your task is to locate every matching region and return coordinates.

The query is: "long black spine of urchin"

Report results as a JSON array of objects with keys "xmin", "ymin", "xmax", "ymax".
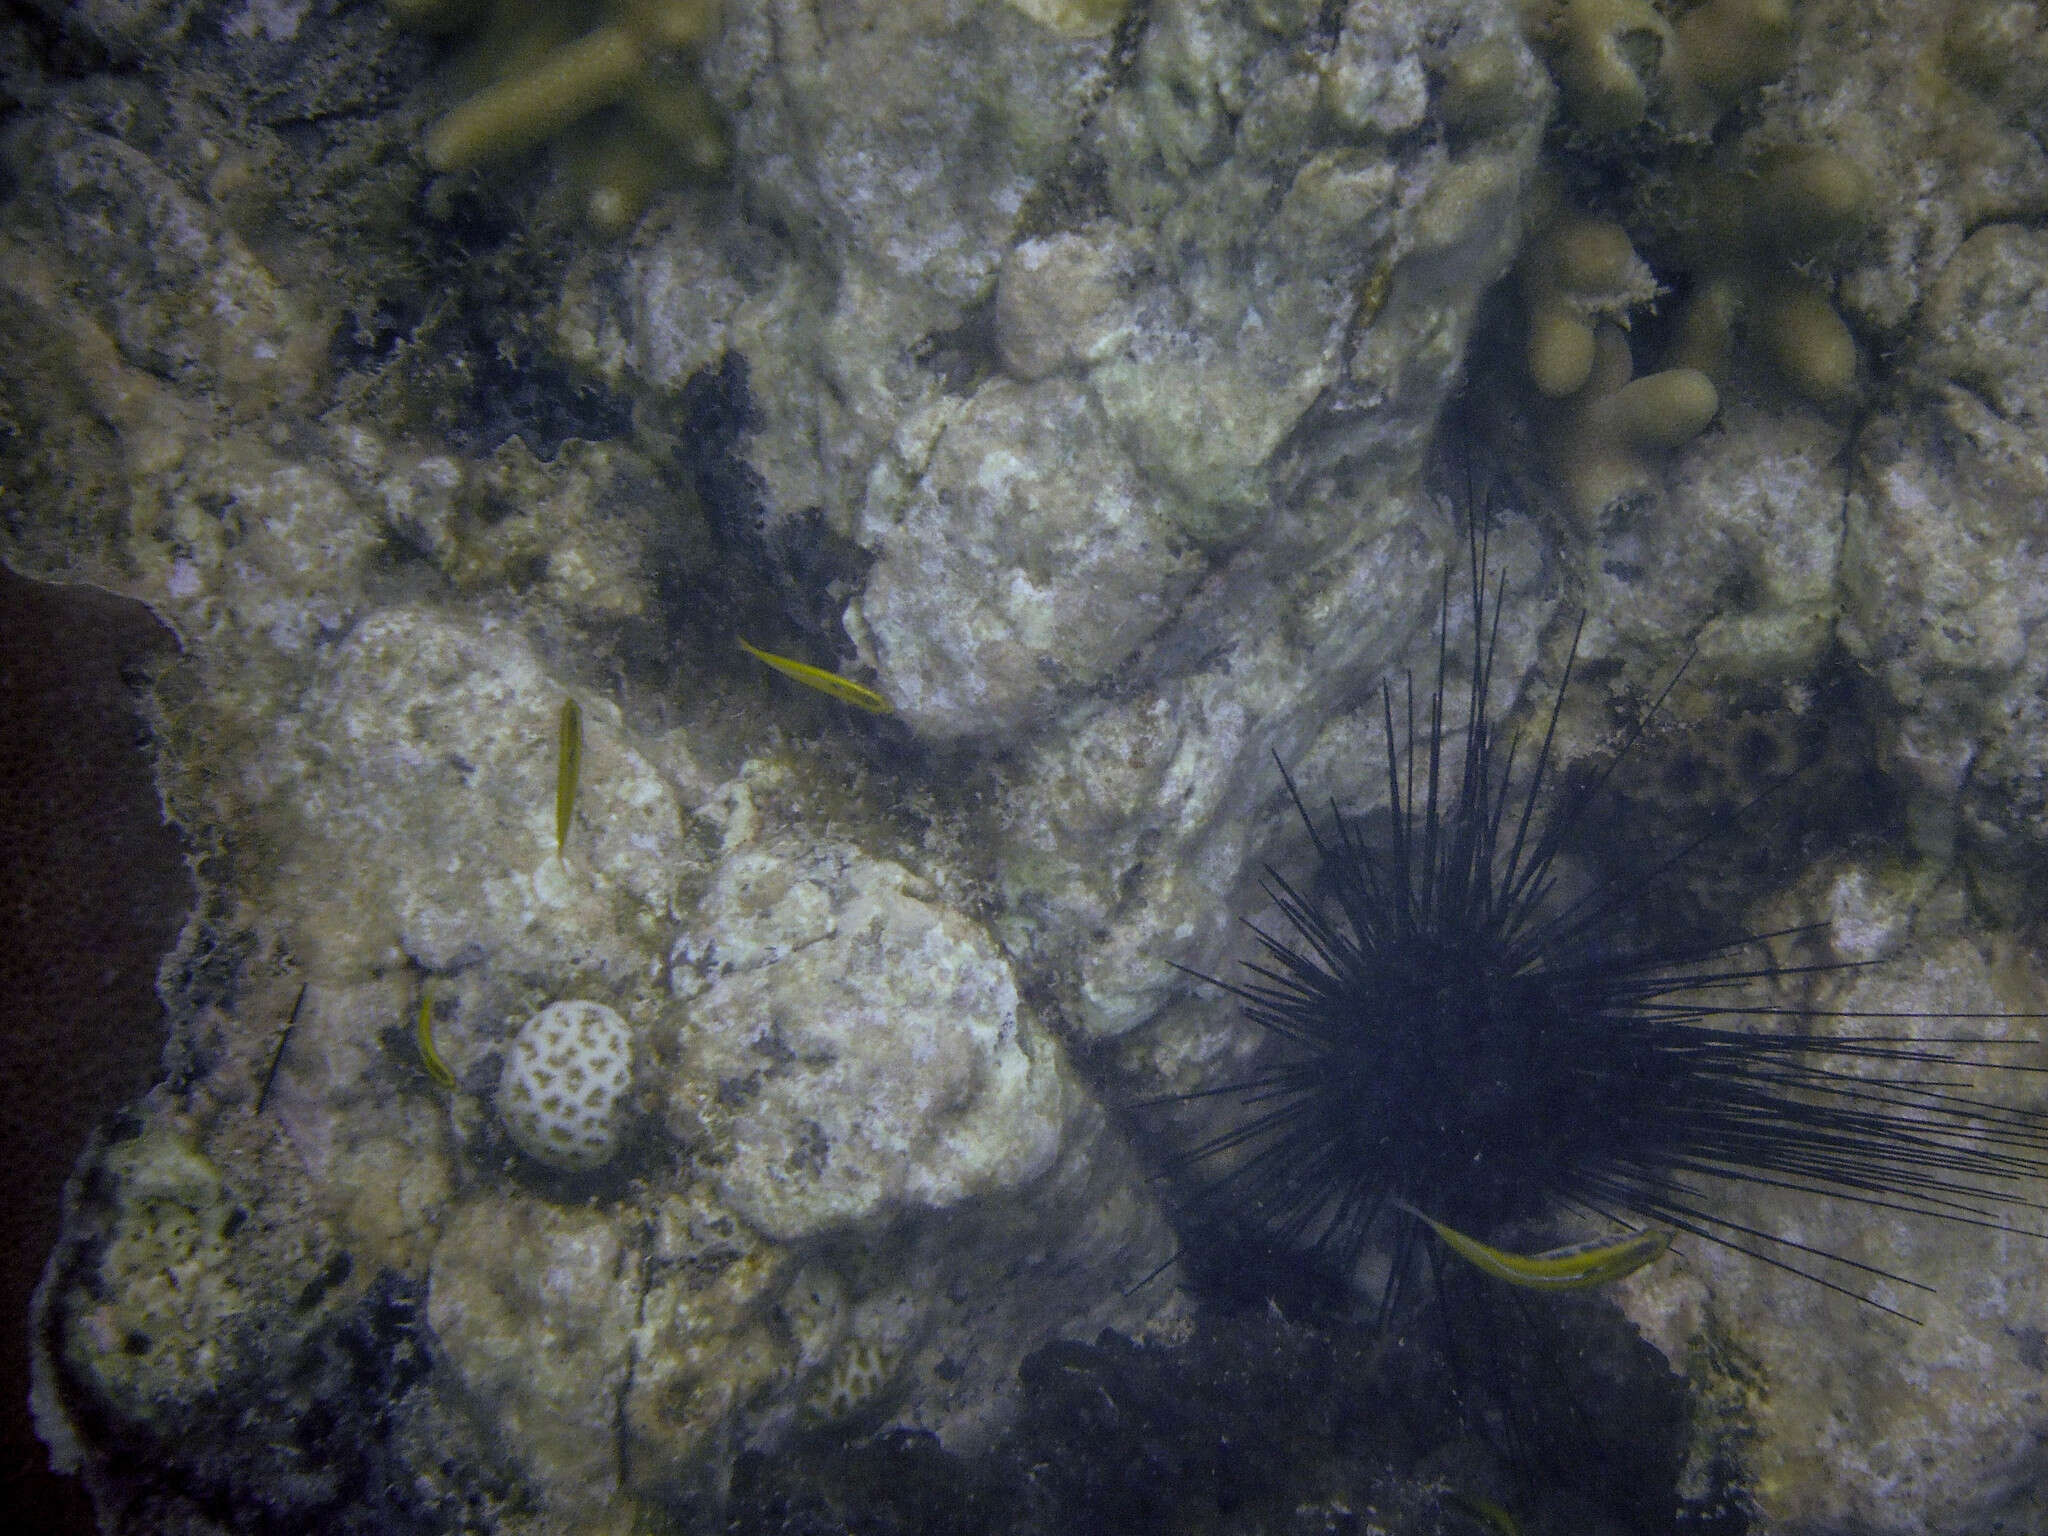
[{"xmin": 1170, "ymin": 547, "xmax": 2048, "ymax": 1322}]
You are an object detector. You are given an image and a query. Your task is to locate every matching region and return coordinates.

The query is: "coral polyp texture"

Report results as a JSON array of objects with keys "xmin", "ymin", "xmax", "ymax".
[{"xmin": 498, "ymin": 999, "xmax": 634, "ymax": 1170}]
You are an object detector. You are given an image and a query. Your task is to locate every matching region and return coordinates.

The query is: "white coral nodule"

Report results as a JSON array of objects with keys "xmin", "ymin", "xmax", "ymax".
[{"xmin": 498, "ymin": 1000, "xmax": 634, "ymax": 1171}]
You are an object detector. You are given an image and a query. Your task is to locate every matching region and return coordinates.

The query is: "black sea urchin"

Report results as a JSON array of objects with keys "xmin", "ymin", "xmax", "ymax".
[{"xmin": 1172, "ymin": 540, "xmax": 2048, "ymax": 1325}]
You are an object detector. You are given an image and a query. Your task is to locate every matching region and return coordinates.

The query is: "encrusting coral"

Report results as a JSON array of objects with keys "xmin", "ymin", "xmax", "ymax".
[{"xmin": 395, "ymin": 0, "xmax": 728, "ymax": 232}]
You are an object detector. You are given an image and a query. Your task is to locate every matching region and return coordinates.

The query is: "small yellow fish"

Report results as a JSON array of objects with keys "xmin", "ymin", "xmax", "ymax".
[
  {"xmin": 738, "ymin": 638, "xmax": 892, "ymax": 713},
  {"xmin": 1396, "ymin": 1201, "xmax": 1672, "ymax": 1291},
  {"xmin": 1354, "ymin": 257, "xmax": 1394, "ymax": 329},
  {"xmin": 556, "ymin": 697, "xmax": 582, "ymax": 857},
  {"xmin": 416, "ymin": 992, "xmax": 456, "ymax": 1091},
  {"xmin": 1443, "ymin": 1489, "xmax": 1522, "ymax": 1536}
]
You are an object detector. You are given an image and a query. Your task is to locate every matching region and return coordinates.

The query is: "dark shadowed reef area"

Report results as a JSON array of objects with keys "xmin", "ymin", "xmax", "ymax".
[{"xmin": 0, "ymin": 567, "xmax": 190, "ymax": 1535}]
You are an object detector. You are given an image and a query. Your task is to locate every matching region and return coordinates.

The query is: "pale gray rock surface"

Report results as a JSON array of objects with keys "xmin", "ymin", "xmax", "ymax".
[
  {"xmin": 667, "ymin": 833, "xmax": 1068, "ymax": 1241},
  {"xmin": 1844, "ymin": 222, "xmax": 2048, "ymax": 890},
  {"xmin": 852, "ymin": 377, "xmax": 1199, "ymax": 735},
  {"xmin": 267, "ymin": 606, "xmax": 686, "ymax": 983}
]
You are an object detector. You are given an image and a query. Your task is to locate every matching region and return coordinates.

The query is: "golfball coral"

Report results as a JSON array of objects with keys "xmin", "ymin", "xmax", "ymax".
[{"xmin": 498, "ymin": 1000, "xmax": 633, "ymax": 1171}]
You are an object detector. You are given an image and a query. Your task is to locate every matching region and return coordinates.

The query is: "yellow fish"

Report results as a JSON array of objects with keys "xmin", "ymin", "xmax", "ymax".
[
  {"xmin": 416, "ymin": 992, "xmax": 456, "ymax": 1091},
  {"xmin": 1443, "ymin": 1490, "xmax": 1522, "ymax": 1536},
  {"xmin": 738, "ymin": 638, "xmax": 892, "ymax": 713},
  {"xmin": 556, "ymin": 697, "xmax": 582, "ymax": 857},
  {"xmin": 1354, "ymin": 257, "xmax": 1394, "ymax": 330},
  {"xmin": 1396, "ymin": 1200, "xmax": 1673, "ymax": 1291}
]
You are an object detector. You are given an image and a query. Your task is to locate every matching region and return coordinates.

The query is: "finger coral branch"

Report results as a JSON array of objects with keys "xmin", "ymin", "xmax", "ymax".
[
  {"xmin": 1669, "ymin": 147, "xmax": 1872, "ymax": 404},
  {"xmin": 401, "ymin": 0, "xmax": 728, "ymax": 231},
  {"xmin": 1674, "ymin": 0, "xmax": 1798, "ymax": 106},
  {"xmin": 1518, "ymin": 0, "xmax": 1676, "ymax": 133},
  {"xmin": 425, "ymin": 24, "xmax": 646, "ymax": 171},
  {"xmin": 1548, "ymin": 322, "xmax": 1719, "ymax": 520},
  {"xmin": 1519, "ymin": 202, "xmax": 1659, "ymax": 397}
]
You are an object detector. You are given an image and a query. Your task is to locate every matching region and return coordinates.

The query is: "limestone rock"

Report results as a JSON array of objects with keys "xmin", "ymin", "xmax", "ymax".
[{"xmin": 670, "ymin": 834, "xmax": 1068, "ymax": 1240}]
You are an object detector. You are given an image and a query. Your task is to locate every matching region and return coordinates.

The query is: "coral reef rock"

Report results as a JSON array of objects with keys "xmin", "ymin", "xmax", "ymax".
[{"xmin": 11, "ymin": 0, "xmax": 2048, "ymax": 1531}]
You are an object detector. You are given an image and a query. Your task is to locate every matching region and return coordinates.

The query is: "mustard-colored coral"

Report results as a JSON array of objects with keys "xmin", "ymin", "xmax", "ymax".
[
  {"xmin": 1510, "ymin": 3, "xmax": 1860, "ymax": 432},
  {"xmin": 1516, "ymin": 0, "xmax": 1802, "ymax": 135},
  {"xmin": 396, "ymin": 0, "xmax": 727, "ymax": 232},
  {"xmin": 1515, "ymin": 193, "xmax": 1718, "ymax": 517},
  {"xmin": 1518, "ymin": 197, "xmax": 1661, "ymax": 398},
  {"xmin": 1547, "ymin": 322, "xmax": 1720, "ymax": 519},
  {"xmin": 1516, "ymin": 0, "xmax": 1676, "ymax": 134},
  {"xmin": 1514, "ymin": 140, "xmax": 1865, "ymax": 517},
  {"xmin": 1673, "ymin": 0, "xmax": 1798, "ymax": 108},
  {"xmin": 1437, "ymin": 35, "xmax": 1542, "ymax": 141},
  {"xmin": 1670, "ymin": 147, "xmax": 1873, "ymax": 405}
]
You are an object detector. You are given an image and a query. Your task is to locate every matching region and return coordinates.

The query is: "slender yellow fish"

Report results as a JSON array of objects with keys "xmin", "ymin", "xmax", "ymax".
[
  {"xmin": 738, "ymin": 638, "xmax": 892, "ymax": 713},
  {"xmin": 1396, "ymin": 1200, "xmax": 1673, "ymax": 1291},
  {"xmin": 556, "ymin": 696, "xmax": 582, "ymax": 856},
  {"xmin": 416, "ymin": 992, "xmax": 456, "ymax": 1091},
  {"xmin": 1443, "ymin": 1489, "xmax": 1522, "ymax": 1536}
]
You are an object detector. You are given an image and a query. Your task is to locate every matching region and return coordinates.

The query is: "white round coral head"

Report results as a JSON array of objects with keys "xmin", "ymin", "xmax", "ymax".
[{"xmin": 498, "ymin": 1000, "xmax": 633, "ymax": 1171}]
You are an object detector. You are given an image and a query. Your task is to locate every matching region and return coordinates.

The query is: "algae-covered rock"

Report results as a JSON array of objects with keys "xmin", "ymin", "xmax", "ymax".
[
  {"xmin": 51, "ymin": 1121, "xmax": 246, "ymax": 1424},
  {"xmin": 634, "ymin": 0, "xmax": 1549, "ymax": 1038},
  {"xmin": 427, "ymin": 1196, "xmax": 645, "ymax": 1523},
  {"xmin": 639, "ymin": 0, "xmax": 1547, "ymax": 744},
  {"xmin": 851, "ymin": 377, "xmax": 1199, "ymax": 737},
  {"xmin": 261, "ymin": 605, "xmax": 686, "ymax": 982},
  {"xmin": 0, "ymin": 114, "xmax": 328, "ymax": 408}
]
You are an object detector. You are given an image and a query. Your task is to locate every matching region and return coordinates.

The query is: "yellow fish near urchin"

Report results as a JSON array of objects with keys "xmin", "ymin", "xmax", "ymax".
[{"xmin": 1395, "ymin": 1201, "xmax": 1672, "ymax": 1291}]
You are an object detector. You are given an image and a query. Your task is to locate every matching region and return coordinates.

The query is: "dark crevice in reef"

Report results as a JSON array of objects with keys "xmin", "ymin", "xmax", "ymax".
[
  {"xmin": 0, "ymin": 564, "xmax": 191, "ymax": 1536},
  {"xmin": 727, "ymin": 1292, "xmax": 1716, "ymax": 1536}
]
